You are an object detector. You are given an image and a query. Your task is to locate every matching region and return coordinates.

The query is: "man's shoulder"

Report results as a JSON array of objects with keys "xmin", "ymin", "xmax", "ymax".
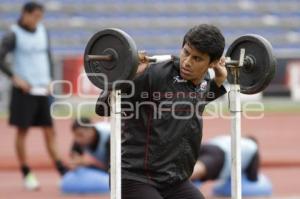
[
  {"xmin": 10, "ymin": 24, "xmax": 19, "ymax": 32},
  {"xmin": 151, "ymin": 56, "xmax": 179, "ymax": 67},
  {"xmin": 130, "ymin": 56, "xmax": 180, "ymax": 92},
  {"xmin": 1, "ymin": 31, "xmax": 16, "ymax": 50},
  {"xmin": 37, "ymin": 23, "xmax": 47, "ymax": 32},
  {"xmin": 149, "ymin": 56, "xmax": 179, "ymax": 76}
]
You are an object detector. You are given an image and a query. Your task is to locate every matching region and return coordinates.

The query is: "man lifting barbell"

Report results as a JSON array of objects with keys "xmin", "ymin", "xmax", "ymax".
[
  {"xmin": 92, "ymin": 24, "xmax": 227, "ymax": 199},
  {"xmin": 84, "ymin": 21, "xmax": 275, "ymax": 198}
]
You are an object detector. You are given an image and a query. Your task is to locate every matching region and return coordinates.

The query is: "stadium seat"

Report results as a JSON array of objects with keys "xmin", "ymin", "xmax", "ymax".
[{"xmin": 0, "ymin": 0, "xmax": 299, "ymax": 55}]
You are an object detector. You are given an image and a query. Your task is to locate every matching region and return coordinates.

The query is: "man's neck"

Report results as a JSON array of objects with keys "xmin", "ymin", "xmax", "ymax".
[
  {"xmin": 18, "ymin": 19, "xmax": 36, "ymax": 33},
  {"xmin": 191, "ymin": 75, "xmax": 205, "ymax": 86}
]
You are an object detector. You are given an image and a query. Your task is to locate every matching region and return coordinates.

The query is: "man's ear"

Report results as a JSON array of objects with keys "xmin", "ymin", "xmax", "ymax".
[{"xmin": 209, "ymin": 59, "xmax": 219, "ymax": 68}]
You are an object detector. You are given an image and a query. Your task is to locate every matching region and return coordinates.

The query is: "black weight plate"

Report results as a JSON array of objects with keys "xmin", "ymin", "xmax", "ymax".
[
  {"xmin": 84, "ymin": 28, "xmax": 139, "ymax": 90},
  {"xmin": 226, "ymin": 34, "xmax": 276, "ymax": 94}
]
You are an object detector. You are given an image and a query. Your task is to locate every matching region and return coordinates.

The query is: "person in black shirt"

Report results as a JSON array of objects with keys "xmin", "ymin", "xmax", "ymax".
[{"xmin": 96, "ymin": 24, "xmax": 227, "ymax": 199}]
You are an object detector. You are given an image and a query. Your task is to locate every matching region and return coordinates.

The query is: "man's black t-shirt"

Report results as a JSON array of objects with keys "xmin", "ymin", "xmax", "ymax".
[{"xmin": 97, "ymin": 57, "xmax": 227, "ymax": 188}]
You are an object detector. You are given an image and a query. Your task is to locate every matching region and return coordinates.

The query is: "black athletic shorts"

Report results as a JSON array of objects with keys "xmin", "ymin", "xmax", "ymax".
[
  {"xmin": 9, "ymin": 87, "xmax": 53, "ymax": 128},
  {"xmin": 122, "ymin": 179, "xmax": 204, "ymax": 199}
]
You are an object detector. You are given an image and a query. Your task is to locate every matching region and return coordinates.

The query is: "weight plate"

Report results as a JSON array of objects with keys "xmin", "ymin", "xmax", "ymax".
[
  {"xmin": 226, "ymin": 34, "xmax": 276, "ymax": 94},
  {"xmin": 84, "ymin": 28, "xmax": 139, "ymax": 90}
]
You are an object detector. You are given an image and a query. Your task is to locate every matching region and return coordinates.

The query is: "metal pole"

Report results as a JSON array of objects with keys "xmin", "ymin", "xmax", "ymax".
[
  {"xmin": 87, "ymin": 54, "xmax": 113, "ymax": 61},
  {"xmin": 228, "ymin": 48, "xmax": 245, "ymax": 199},
  {"xmin": 230, "ymin": 84, "xmax": 242, "ymax": 199},
  {"xmin": 110, "ymin": 89, "xmax": 122, "ymax": 199}
]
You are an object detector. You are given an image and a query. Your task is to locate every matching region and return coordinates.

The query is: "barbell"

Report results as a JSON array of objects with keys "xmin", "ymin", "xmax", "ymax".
[{"xmin": 84, "ymin": 28, "xmax": 276, "ymax": 94}]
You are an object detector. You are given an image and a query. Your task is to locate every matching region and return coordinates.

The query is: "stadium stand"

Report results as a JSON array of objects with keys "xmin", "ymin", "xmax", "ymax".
[{"xmin": 0, "ymin": 0, "xmax": 299, "ymax": 57}]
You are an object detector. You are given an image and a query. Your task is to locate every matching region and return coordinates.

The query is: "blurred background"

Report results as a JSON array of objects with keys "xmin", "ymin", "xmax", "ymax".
[
  {"xmin": 0, "ymin": 0, "xmax": 300, "ymax": 199},
  {"xmin": 0, "ymin": 0, "xmax": 300, "ymax": 101}
]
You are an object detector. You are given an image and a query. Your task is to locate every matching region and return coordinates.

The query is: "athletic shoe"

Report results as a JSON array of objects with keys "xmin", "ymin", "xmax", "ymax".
[{"xmin": 24, "ymin": 172, "xmax": 40, "ymax": 191}]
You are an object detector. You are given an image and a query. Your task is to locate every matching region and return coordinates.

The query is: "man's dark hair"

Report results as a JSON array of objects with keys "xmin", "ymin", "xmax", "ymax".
[
  {"xmin": 72, "ymin": 117, "xmax": 93, "ymax": 131},
  {"xmin": 22, "ymin": 1, "xmax": 44, "ymax": 13},
  {"xmin": 182, "ymin": 24, "xmax": 225, "ymax": 62}
]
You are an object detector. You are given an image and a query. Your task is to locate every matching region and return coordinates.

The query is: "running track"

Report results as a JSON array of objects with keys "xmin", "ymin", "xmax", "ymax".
[{"xmin": 0, "ymin": 113, "xmax": 300, "ymax": 198}]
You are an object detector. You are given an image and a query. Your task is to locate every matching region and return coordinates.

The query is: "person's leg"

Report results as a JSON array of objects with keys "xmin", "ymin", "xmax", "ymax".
[
  {"xmin": 10, "ymin": 87, "xmax": 34, "ymax": 176},
  {"xmin": 16, "ymin": 127, "xmax": 40, "ymax": 190},
  {"xmin": 193, "ymin": 145, "xmax": 225, "ymax": 181},
  {"xmin": 15, "ymin": 127, "xmax": 30, "ymax": 176},
  {"xmin": 10, "ymin": 88, "xmax": 50, "ymax": 190},
  {"xmin": 43, "ymin": 126, "xmax": 59, "ymax": 160},
  {"xmin": 190, "ymin": 161, "xmax": 207, "ymax": 181},
  {"xmin": 122, "ymin": 179, "xmax": 163, "ymax": 199},
  {"xmin": 34, "ymin": 95, "xmax": 68, "ymax": 175},
  {"xmin": 10, "ymin": 87, "xmax": 39, "ymax": 175},
  {"xmin": 245, "ymin": 151, "xmax": 260, "ymax": 181},
  {"xmin": 42, "ymin": 126, "xmax": 68, "ymax": 175},
  {"xmin": 163, "ymin": 180, "xmax": 205, "ymax": 199}
]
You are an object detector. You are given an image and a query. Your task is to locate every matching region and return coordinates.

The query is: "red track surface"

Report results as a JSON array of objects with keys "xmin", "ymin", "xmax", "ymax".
[{"xmin": 0, "ymin": 113, "xmax": 300, "ymax": 198}]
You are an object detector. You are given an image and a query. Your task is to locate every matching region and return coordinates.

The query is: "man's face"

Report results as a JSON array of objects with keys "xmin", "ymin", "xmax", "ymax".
[
  {"xmin": 22, "ymin": 9, "xmax": 44, "ymax": 29},
  {"xmin": 179, "ymin": 43, "xmax": 217, "ymax": 85},
  {"xmin": 73, "ymin": 127, "xmax": 96, "ymax": 147}
]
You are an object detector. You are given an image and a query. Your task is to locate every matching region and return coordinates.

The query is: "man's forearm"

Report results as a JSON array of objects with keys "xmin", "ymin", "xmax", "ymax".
[
  {"xmin": 212, "ymin": 57, "xmax": 227, "ymax": 88},
  {"xmin": 0, "ymin": 62, "xmax": 14, "ymax": 78},
  {"xmin": 46, "ymin": 30, "xmax": 54, "ymax": 80},
  {"xmin": 0, "ymin": 46, "xmax": 14, "ymax": 78},
  {"xmin": 0, "ymin": 32, "xmax": 16, "ymax": 78}
]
